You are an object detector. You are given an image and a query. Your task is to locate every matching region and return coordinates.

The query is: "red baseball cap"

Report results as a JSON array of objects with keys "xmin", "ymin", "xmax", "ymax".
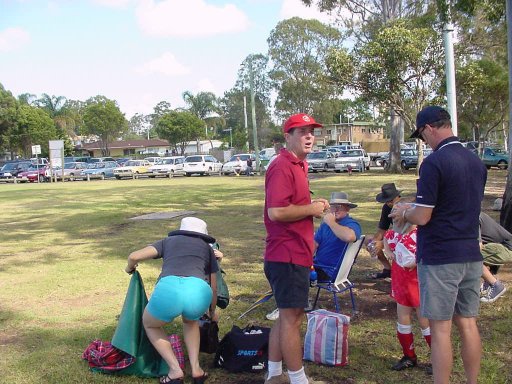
[{"xmin": 283, "ymin": 113, "xmax": 323, "ymax": 133}]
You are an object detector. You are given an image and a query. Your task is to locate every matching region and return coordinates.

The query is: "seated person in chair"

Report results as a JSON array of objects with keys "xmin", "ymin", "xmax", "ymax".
[
  {"xmin": 314, "ymin": 192, "xmax": 362, "ymax": 281},
  {"xmin": 266, "ymin": 192, "xmax": 361, "ymax": 321}
]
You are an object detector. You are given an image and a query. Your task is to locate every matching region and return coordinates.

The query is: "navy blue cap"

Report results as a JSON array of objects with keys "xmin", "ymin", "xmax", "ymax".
[{"xmin": 411, "ymin": 106, "xmax": 451, "ymax": 139}]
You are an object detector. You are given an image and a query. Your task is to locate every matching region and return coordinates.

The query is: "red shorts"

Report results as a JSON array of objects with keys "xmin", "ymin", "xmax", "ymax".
[{"xmin": 390, "ymin": 262, "xmax": 420, "ymax": 307}]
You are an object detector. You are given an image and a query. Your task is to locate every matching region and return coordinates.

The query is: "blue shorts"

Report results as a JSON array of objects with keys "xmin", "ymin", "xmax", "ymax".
[
  {"xmin": 417, "ymin": 261, "xmax": 482, "ymax": 321},
  {"xmin": 146, "ymin": 276, "xmax": 212, "ymax": 322}
]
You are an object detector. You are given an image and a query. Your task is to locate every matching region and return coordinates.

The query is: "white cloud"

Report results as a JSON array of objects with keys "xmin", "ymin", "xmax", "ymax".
[
  {"xmin": 0, "ymin": 27, "xmax": 30, "ymax": 52},
  {"xmin": 279, "ymin": 0, "xmax": 337, "ymax": 24},
  {"xmin": 135, "ymin": 0, "xmax": 251, "ymax": 38},
  {"xmin": 195, "ymin": 78, "xmax": 217, "ymax": 94},
  {"xmin": 135, "ymin": 52, "xmax": 191, "ymax": 76}
]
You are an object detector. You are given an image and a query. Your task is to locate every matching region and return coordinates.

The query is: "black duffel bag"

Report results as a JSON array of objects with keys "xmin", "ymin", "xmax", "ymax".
[{"xmin": 214, "ymin": 325, "xmax": 270, "ymax": 373}]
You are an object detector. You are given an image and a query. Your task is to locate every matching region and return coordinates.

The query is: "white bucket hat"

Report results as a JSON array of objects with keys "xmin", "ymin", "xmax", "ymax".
[{"xmin": 179, "ymin": 217, "xmax": 208, "ymax": 235}]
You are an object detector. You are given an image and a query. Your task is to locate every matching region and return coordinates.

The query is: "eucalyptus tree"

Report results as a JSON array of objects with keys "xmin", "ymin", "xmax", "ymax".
[
  {"xmin": 267, "ymin": 17, "xmax": 345, "ymax": 119},
  {"xmin": 82, "ymin": 96, "xmax": 128, "ymax": 156},
  {"xmin": 327, "ymin": 19, "xmax": 444, "ymax": 172},
  {"xmin": 155, "ymin": 111, "xmax": 204, "ymax": 155}
]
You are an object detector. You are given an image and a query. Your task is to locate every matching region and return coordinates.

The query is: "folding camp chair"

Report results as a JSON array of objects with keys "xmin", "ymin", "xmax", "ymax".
[{"xmin": 311, "ymin": 235, "xmax": 365, "ymax": 313}]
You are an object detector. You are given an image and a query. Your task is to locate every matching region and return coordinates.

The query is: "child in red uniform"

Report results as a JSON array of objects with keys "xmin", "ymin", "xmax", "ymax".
[{"xmin": 383, "ymin": 206, "xmax": 431, "ymax": 372}]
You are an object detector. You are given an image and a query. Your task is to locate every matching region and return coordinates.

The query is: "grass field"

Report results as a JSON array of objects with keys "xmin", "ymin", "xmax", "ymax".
[{"xmin": 0, "ymin": 169, "xmax": 510, "ymax": 384}]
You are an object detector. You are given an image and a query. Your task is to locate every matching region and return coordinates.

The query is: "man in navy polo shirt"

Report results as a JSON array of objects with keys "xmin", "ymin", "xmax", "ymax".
[
  {"xmin": 263, "ymin": 113, "xmax": 329, "ymax": 384},
  {"xmin": 391, "ymin": 106, "xmax": 487, "ymax": 384}
]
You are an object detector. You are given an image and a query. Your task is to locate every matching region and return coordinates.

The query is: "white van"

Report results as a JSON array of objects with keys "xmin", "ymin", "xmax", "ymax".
[{"xmin": 259, "ymin": 148, "xmax": 276, "ymax": 160}]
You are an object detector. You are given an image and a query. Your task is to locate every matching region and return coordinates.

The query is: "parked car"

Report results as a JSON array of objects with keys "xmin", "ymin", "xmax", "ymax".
[
  {"xmin": 221, "ymin": 154, "xmax": 256, "ymax": 175},
  {"xmin": 144, "ymin": 156, "xmax": 162, "ymax": 165},
  {"xmin": 380, "ymin": 149, "xmax": 419, "ymax": 170},
  {"xmin": 53, "ymin": 162, "xmax": 88, "ymax": 180},
  {"xmin": 306, "ymin": 151, "xmax": 336, "ymax": 172},
  {"xmin": 148, "ymin": 156, "xmax": 186, "ymax": 177},
  {"xmin": 89, "ymin": 157, "xmax": 116, "ymax": 163},
  {"xmin": 183, "ymin": 155, "xmax": 222, "ymax": 176},
  {"xmin": 17, "ymin": 164, "xmax": 52, "ymax": 182},
  {"xmin": 80, "ymin": 161, "xmax": 119, "ymax": 180},
  {"xmin": 113, "ymin": 159, "xmax": 152, "ymax": 179},
  {"xmin": 334, "ymin": 149, "xmax": 370, "ymax": 173},
  {"xmin": 481, "ymin": 147, "xmax": 508, "ymax": 170},
  {"xmin": 264, "ymin": 153, "xmax": 278, "ymax": 171},
  {"xmin": 259, "ymin": 148, "xmax": 276, "ymax": 160},
  {"xmin": 0, "ymin": 161, "xmax": 32, "ymax": 181}
]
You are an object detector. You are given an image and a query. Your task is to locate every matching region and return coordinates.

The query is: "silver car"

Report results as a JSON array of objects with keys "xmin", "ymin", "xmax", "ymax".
[{"xmin": 306, "ymin": 151, "xmax": 336, "ymax": 172}]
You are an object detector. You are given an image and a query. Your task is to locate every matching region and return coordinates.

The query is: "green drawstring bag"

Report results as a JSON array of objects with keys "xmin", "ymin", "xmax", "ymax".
[{"xmin": 110, "ymin": 271, "xmax": 169, "ymax": 377}]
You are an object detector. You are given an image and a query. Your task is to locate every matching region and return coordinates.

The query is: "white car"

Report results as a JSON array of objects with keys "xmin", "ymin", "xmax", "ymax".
[
  {"xmin": 183, "ymin": 155, "xmax": 222, "ymax": 176},
  {"xmin": 148, "ymin": 156, "xmax": 186, "ymax": 178},
  {"xmin": 334, "ymin": 149, "xmax": 370, "ymax": 172},
  {"xmin": 221, "ymin": 154, "xmax": 256, "ymax": 175}
]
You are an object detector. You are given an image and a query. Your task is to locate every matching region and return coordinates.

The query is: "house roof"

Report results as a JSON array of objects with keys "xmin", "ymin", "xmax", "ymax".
[{"xmin": 80, "ymin": 139, "xmax": 169, "ymax": 150}]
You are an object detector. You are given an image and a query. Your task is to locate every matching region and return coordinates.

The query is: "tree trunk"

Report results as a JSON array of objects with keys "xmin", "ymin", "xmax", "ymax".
[{"xmin": 388, "ymin": 109, "xmax": 402, "ymax": 173}]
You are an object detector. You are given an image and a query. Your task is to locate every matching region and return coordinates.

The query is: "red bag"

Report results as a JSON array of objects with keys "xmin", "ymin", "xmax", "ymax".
[{"xmin": 82, "ymin": 339, "xmax": 135, "ymax": 371}]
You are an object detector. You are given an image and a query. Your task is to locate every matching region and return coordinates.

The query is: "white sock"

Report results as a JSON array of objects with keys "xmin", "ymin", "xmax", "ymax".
[
  {"xmin": 267, "ymin": 360, "xmax": 283, "ymax": 378},
  {"xmin": 288, "ymin": 366, "xmax": 308, "ymax": 384}
]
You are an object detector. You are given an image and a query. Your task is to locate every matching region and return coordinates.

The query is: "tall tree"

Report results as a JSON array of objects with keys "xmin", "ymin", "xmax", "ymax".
[
  {"xmin": 456, "ymin": 59, "xmax": 508, "ymax": 148},
  {"xmin": 267, "ymin": 17, "xmax": 345, "ymax": 118},
  {"xmin": 13, "ymin": 105, "xmax": 58, "ymax": 157},
  {"xmin": 155, "ymin": 111, "xmax": 204, "ymax": 155},
  {"xmin": 0, "ymin": 84, "xmax": 19, "ymax": 157},
  {"xmin": 82, "ymin": 96, "xmax": 128, "ymax": 156}
]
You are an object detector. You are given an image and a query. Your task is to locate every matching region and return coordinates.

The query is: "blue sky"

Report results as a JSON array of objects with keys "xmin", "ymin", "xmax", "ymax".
[{"xmin": 0, "ymin": 0, "xmax": 335, "ymax": 118}]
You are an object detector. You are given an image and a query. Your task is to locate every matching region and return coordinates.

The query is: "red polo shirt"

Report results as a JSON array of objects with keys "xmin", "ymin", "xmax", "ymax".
[{"xmin": 264, "ymin": 148, "xmax": 314, "ymax": 267}]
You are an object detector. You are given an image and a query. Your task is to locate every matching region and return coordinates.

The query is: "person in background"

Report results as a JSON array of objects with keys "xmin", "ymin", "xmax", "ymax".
[
  {"xmin": 479, "ymin": 211, "xmax": 511, "ymax": 303},
  {"xmin": 366, "ymin": 183, "xmax": 402, "ymax": 279},
  {"xmin": 246, "ymin": 155, "xmax": 254, "ymax": 176},
  {"xmin": 125, "ymin": 217, "xmax": 218, "ymax": 384},
  {"xmin": 383, "ymin": 202, "xmax": 431, "ymax": 373},
  {"xmin": 390, "ymin": 106, "xmax": 487, "ymax": 384},
  {"xmin": 233, "ymin": 156, "xmax": 243, "ymax": 176},
  {"xmin": 263, "ymin": 113, "xmax": 328, "ymax": 384}
]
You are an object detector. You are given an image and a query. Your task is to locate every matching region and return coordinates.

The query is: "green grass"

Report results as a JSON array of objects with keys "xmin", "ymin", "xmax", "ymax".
[{"xmin": 0, "ymin": 171, "xmax": 510, "ymax": 383}]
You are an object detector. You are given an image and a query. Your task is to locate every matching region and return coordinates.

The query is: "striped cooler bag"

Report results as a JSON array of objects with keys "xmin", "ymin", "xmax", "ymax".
[{"xmin": 303, "ymin": 309, "xmax": 350, "ymax": 366}]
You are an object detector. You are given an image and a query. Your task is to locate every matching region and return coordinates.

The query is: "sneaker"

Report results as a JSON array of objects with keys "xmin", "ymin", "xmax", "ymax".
[
  {"xmin": 266, "ymin": 308, "xmax": 280, "ymax": 321},
  {"xmin": 263, "ymin": 372, "xmax": 289, "ymax": 384},
  {"xmin": 480, "ymin": 280, "xmax": 506, "ymax": 303},
  {"xmin": 370, "ymin": 269, "xmax": 391, "ymax": 279},
  {"xmin": 480, "ymin": 281, "xmax": 491, "ymax": 296},
  {"xmin": 391, "ymin": 355, "xmax": 417, "ymax": 371}
]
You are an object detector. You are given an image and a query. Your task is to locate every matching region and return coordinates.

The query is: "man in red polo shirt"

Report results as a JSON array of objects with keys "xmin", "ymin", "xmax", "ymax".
[{"xmin": 263, "ymin": 113, "xmax": 329, "ymax": 384}]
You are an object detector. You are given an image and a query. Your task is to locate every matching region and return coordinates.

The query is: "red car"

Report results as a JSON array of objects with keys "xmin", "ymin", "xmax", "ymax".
[{"xmin": 17, "ymin": 165, "xmax": 52, "ymax": 183}]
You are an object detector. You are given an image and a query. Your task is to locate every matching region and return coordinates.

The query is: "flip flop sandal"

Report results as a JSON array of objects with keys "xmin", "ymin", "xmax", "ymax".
[
  {"xmin": 192, "ymin": 372, "xmax": 209, "ymax": 384},
  {"xmin": 159, "ymin": 375, "xmax": 184, "ymax": 384}
]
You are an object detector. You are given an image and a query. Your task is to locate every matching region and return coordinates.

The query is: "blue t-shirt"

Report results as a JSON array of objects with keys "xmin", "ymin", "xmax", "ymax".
[
  {"xmin": 314, "ymin": 215, "xmax": 362, "ymax": 279},
  {"xmin": 415, "ymin": 137, "xmax": 487, "ymax": 265}
]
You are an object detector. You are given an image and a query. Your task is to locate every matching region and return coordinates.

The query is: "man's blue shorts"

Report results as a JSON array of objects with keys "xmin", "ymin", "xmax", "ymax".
[{"xmin": 146, "ymin": 276, "xmax": 212, "ymax": 322}]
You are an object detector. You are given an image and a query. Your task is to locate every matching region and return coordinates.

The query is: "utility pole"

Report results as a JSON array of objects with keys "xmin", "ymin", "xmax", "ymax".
[
  {"xmin": 443, "ymin": 1, "xmax": 458, "ymax": 136},
  {"xmin": 243, "ymin": 95, "xmax": 250, "ymax": 150},
  {"xmin": 249, "ymin": 56, "xmax": 260, "ymax": 171}
]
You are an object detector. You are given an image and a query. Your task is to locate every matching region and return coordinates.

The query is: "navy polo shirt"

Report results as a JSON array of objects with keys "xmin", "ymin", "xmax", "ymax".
[{"xmin": 415, "ymin": 137, "xmax": 487, "ymax": 265}]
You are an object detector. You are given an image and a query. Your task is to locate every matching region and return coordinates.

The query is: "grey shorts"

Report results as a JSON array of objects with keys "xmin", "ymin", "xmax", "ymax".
[
  {"xmin": 264, "ymin": 261, "xmax": 310, "ymax": 309},
  {"xmin": 417, "ymin": 261, "xmax": 482, "ymax": 321}
]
